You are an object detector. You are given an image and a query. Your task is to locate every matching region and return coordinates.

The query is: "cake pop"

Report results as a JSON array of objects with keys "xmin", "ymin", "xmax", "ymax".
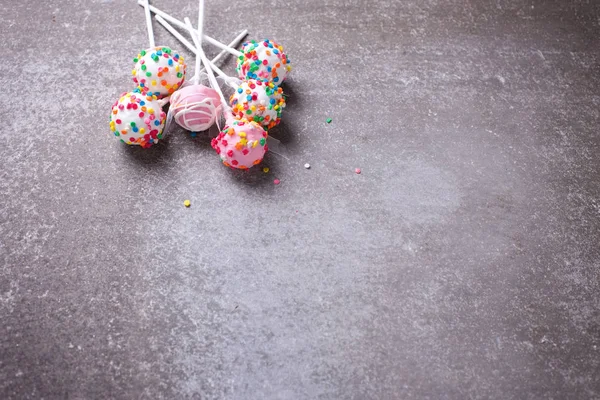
[
  {"xmin": 169, "ymin": 83, "xmax": 221, "ymax": 132},
  {"xmin": 230, "ymin": 79, "xmax": 285, "ymax": 129},
  {"xmin": 211, "ymin": 119, "xmax": 268, "ymax": 169},
  {"xmin": 185, "ymin": 17, "xmax": 268, "ymax": 169},
  {"xmin": 236, "ymin": 39, "xmax": 291, "ymax": 85},
  {"xmin": 109, "ymin": 91, "xmax": 166, "ymax": 148},
  {"xmin": 132, "ymin": 0, "xmax": 186, "ymax": 98}
]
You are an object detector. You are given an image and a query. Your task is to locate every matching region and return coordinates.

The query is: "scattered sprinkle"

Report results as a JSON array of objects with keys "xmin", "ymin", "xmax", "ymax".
[
  {"xmin": 326, "ymin": 118, "xmax": 332, "ymax": 124},
  {"xmin": 304, "ymin": 163, "xmax": 311, "ymax": 169},
  {"xmin": 184, "ymin": 200, "xmax": 191, "ymax": 207},
  {"xmin": 274, "ymin": 179, "xmax": 280, "ymax": 185},
  {"xmin": 355, "ymin": 168, "xmax": 361, "ymax": 174},
  {"xmin": 263, "ymin": 167, "xmax": 270, "ymax": 173},
  {"xmin": 190, "ymin": 132, "xmax": 197, "ymax": 138}
]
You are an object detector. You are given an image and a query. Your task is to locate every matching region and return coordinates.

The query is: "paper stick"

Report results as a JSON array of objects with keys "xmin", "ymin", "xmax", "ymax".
[
  {"xmin": 143, "ymin": 0, "xmax": 155, "ymax": 48},
  {"xmin": 155, "ymin": 15, "xmax": 244, "ymax": 85},
  {"xmin": 185, "ymin": 18, "xmax": 230, "ymax": 114},
  {"xmin": 138, "ymin": 1, "xmax": 243, "ymax": 57},
  {"xmin": 193, "ymin": 0, "xmax": 205, "ymax": 85}
]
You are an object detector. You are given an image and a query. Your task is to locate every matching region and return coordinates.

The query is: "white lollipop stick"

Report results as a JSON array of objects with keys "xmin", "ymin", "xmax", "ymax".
[
  {"xmin": 155, "ymin": 15, "xmax": 246, "ymax": 69},
  {"xmin": 156, "ymin": 16, "xmax": 240, "ymax": 87},
  {"xmin": 143, "ymin": 0, "xmax": 155, "ymax": 48},
  {"xmin": 138, "ymin": 1, "xmax": 243, "ymax": 57},
  {"xmin": 193, "ymin": 0, "xmax": 205, "ymax": 86},
  {"xmin": 184, "ymin": 18, "xmax": 230, "ymax": 115}
]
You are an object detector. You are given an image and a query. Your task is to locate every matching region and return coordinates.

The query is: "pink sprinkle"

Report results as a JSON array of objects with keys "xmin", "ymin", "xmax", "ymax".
[
  {"xmin": 274, "ymin": 179, "xmax": 280, "ymax": 185},
  {"xmin": 355, "ymin": 168, "xmax": 361, "ymax": 174}
]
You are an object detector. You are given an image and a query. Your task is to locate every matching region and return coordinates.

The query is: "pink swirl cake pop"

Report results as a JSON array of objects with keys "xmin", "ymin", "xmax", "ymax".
[
  {"xmin": 230, "ymin": 79, "xmax": 285, "ymax": 129},
  {"xmin": 109, "ymin": 91, "xmax": 166, "ymax": 148},
  {"xmin": 236, "ymin": 39, "xmax": 291, "ymax": 85},
  {"xmin": 169, "ymin": 83, "xmax": 222, "ymax": 132},
  {"xmin": 211, "ymin": 119, "xmax": 268, "ymax": 169}
]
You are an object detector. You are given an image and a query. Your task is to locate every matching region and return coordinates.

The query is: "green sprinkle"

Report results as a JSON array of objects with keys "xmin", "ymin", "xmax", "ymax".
[
  {"xmin": 133, "ymin": 57, "xmax": 139, "ymax": 63},
  {"xmin": 326, "ymin": 118, "xmax": 332, "ymax": 124},
  {"xmin": 130, "ymin": 122, "xmax": 136, "ymax": 127},
  {"xmin": 141, "ymin": 64, "xmax": 147, "ymax": 71},
  {"xmin": 259, "ymin": 138, "xmax": 266, "ymax": 145},
  {"xmin": 146, "ymin": 72, "xmax": 152, "ymax": 77},
  {"xmin": 140, "ymin": 50, "xmax": 146, "ymax": 56},
  {"xmin": 177, "ymin": 72, "xmax": 183, "ymax": 78}
]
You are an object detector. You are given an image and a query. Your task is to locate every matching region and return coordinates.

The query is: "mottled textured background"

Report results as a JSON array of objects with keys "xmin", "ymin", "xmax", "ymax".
[{"xmin": 1, "ymin": 0, "xmax": 599, "ymax": 398}]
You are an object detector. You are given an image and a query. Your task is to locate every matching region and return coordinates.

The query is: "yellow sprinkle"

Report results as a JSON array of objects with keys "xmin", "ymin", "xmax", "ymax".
[
  {"xmin": 148, "ymin": 108, "xmax": 154, "ymax": 114},
  {"xmin": 250, "ymin": 106, "xmax": 256, "ymax": 112},
  {"xmin": 175, "ymin": 66, "xmax": 180, "ymax": 72},
  {"xmin": 239, "ymin": 138, "xmax": 248, "ymax": 146},
  {"xmin": 151, "ymin": 80, "xmax": 157, "ymax": 86},
  {"xmin": 139, "ymin": 128, "xmax": 145, "ymax": 134},
  {"xmin": 239, "ymin": 131, "xmax": 246, "ymax": 138},
  {"xmin": 263, "ymin": 167, "xmax": 269, "ymax": 173},
  {"xmin": 183, "ymin": 200, "xmax": 191, "ymax": 207},
  {"xmin": 274, "ymin": 105, "xmax": 279, "ymax": 110},
  {"xmin": 132, "ymin": 69, "xmax": 137, "ymax": 76},
  {"xmin": 252, "ymin": 140, "xmax": 258, "ymax": 148}
]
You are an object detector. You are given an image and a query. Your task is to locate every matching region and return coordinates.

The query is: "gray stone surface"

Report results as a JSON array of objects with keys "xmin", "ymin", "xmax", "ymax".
[{"xmin": 1, "ymin": 0, "xmax": 600, "ymax": 398}]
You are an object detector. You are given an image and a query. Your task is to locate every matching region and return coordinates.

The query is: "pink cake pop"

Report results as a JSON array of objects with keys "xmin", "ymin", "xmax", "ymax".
[
  {"xmin": 185, "ymin": 16, "xmax": 269, "ymax": 169},
  {"xmin": 211, "ymin": 119, "xmax": 268, "ymax": 169},
  {"xmin": 169, "ymin": 84, "xmax": 221, "ymax": 132}
]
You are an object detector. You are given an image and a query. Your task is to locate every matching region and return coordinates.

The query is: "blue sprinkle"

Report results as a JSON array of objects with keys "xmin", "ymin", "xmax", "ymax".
[
  {"xmin": 168, "ymin": 59, "xmax": 173, "ymax": 66},
  {"xmin": 273, "ymin": 77, "xmax": 280, "ymax": 82},
  {"xmin": 267, "ymin": 66, "xmax": 272, "ymax": 72},
  {"xmin": 270, "ymin": 98, "xmax": 276, "ymax": 104},
  {"xmin": 191, "ymin": 132, "xmax": 197, "ymax": 138},
  {"xmin": 154, "ymin": 120, "xmax": 160, "ymax": 126},
  {"xmin": 237, "ymin": 87, "xmax": 243, "ymax": 94},
  {"xmin": 132, "ymin": 126, "xmax": 139, "ymax": 132},
  {"xmin": 157, "ymin": 50, "xmax": 163, "ymax": 56},
  {"xmin": 273, "ymin": 49, "xmax": 279, "ymax": 54},
  {"xmin": 246, "ymin": 95, "xmax": 252, "ymax": 101},
  {"xmin": 140, "ymin": 101, "xmax": 145, "ymax": 106}
]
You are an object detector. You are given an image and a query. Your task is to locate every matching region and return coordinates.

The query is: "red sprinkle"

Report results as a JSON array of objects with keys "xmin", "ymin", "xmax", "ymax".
[
  {"xmin": 355, "ymin": 168, "xmax": 361, "ymax": 174},
  {"xmin": 274, "ymin": 179, "xmax": 280, "ymax": 185}
]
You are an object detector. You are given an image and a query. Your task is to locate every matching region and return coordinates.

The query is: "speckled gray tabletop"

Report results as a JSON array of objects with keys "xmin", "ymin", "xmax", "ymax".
[{"xmin": 1, "ymin": 0, "xmax": 599, "ymax": 399}]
